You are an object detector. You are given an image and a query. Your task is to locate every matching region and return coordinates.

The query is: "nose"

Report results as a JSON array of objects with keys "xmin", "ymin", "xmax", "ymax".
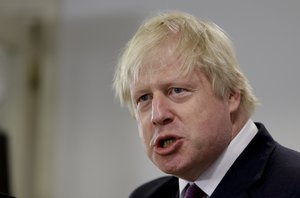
[{"xmin": 151, "ymin": 93, "xmax": 173, "ymax": 126}]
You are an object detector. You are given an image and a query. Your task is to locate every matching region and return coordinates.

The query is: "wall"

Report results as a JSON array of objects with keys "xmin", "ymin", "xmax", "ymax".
[
  {"xmin": 54, "ymin": 1, "xmax": 300, "ymax": 197},
  {"xmin": 0, "ymin": 1, "xmax": 59, "ymax": 198}
]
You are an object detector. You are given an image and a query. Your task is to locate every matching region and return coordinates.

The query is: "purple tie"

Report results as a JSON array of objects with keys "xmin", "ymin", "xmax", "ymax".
[{"xmin": 184, "ymin": 183, "xmax": 206, "ymax": 198}]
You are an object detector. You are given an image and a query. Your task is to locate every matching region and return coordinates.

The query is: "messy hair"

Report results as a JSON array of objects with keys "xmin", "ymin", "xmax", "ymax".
[{"xmin": 114, "ymin": 11, "xmax": 258, "ymax": 116}]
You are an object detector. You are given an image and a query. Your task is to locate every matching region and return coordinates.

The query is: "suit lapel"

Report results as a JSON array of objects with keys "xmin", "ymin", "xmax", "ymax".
[
  {"xmin": 169, "ymin": 177, "xmax": 180, "ymax": 198},
  {"xmin": 153, "ymin": 176, "xmax": 179, "ymax": 198},
  {"xmin": 210, "ymin": 123, "xmax": 276, "ymax": 198}
]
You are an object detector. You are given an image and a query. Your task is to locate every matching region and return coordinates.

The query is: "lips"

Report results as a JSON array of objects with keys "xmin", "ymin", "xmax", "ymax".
[{"xmin": 153, "ymin": 134, "xmax": 183, "ymax": 155}]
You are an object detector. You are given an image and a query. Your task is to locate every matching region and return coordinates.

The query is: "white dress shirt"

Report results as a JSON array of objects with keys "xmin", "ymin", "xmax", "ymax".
[{"xmin": 179, "ymin": 119, "xmax": 258, "ymax": 198}]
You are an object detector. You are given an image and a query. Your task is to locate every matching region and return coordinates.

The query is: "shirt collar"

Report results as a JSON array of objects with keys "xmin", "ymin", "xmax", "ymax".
[{"xmin": 179, "ymin": 119, "xmax": 258, "ymax": 197}]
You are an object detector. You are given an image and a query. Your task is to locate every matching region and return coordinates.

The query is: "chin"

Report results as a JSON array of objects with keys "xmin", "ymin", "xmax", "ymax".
[{"xmin": 156, "ymin": 160, "xmax": 186, "ymax": 176}]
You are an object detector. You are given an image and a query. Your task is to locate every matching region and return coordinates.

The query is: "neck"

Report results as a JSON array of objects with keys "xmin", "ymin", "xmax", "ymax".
[{"xmin": 230, "ymin": 108, "xmax": 250, "ymax": 140}]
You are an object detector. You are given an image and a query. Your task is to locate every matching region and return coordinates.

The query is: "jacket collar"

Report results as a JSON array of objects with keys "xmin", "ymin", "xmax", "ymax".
[{"xmin": 210, "ymin": 123, "xmax": 276, "ymax": 197}]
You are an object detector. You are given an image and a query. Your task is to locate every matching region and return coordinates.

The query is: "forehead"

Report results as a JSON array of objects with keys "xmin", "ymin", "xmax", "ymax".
[
  {"xmin": 135, "ymin": 45, "xmax": 188, "ymax": 80},
  {"xmin": 131, "ymin": 58, "xmax": 202, "ymax": 92},
  {"xmin": 133, "ymin": 37, "xmax": 185, "ymax": 80}
]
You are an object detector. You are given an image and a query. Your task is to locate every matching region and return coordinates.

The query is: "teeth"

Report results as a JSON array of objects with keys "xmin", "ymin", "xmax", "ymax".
[{"xmin": 162, "ymin": 139, "xmax": 175, "ymax": 148}]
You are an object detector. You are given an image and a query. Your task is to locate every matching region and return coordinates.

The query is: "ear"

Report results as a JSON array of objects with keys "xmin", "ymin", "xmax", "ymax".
[{"xmin": 228, "ymin": 89, "xmax": 241, "ymax": 114}]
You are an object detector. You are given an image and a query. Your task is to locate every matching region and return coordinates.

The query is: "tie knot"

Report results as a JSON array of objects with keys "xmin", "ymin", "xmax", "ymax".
[{"xmin": 184, "ymin": 183, "xmax": 206, "ymax": 198}]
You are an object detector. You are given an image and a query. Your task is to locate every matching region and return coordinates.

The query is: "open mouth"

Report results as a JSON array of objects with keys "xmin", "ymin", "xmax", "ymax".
[
  {"xmin": 159, "ymin": 137, "xmax": 176, "ymax": 148},
  {"xmin": 153, "ymin": 135, "xmax": 183, "ymax": 155}
]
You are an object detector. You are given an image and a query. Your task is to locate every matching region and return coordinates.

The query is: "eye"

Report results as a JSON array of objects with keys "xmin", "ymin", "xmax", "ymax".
[
  {"xmin": 170, "ymin": 87, "xmax": 186, "ymax": 95},
  {"xmin": 137, "ymin": 94, "xmax": 151, "ymax": 104}
]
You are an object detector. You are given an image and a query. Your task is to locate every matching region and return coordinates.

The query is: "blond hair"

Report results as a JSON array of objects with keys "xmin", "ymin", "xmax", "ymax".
[{"xmin": 114, "ymin": 11, "xmax": 258, "ymax": 115}]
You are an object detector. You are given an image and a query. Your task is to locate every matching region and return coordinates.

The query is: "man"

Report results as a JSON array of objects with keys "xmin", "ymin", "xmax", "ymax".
[{"xmin": 114, "ymin": 11, "xmax": 300, "ymax": 197}]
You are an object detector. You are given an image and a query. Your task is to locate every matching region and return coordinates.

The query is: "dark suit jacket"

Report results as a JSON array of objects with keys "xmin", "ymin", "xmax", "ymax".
[{"xmin": 129, "ymin": 123, "xmax": 300, "ymax": 198}]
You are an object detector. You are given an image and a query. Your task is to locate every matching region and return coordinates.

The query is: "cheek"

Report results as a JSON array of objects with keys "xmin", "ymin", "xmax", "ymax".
[
  {"xmin": 137, "ymin": 120, "xmax": 152, "ymax": 149},
  {"xmin": 203, "ymin": 110, "xmax": 232, "ymax": 147},
  {"xmin": 190, "ymin": 102, "xmax": 232, "ymax": 143},
  {"xmin": 137, "ymin": 121, "xmax": 146, "ymax": 142}
]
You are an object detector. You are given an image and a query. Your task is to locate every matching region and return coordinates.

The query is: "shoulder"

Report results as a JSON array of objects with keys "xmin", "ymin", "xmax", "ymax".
[
  {"xmin": 243, "ymin": 123, "xmax": 300, "ymax": 196},
  {"xmin": 255, "ymin": 123, "xmax": 300, "ymax": 171},
  {"xmin": 129, "ymin": 176, "xmax": 178, "ymax": 198},
  {"xmin": 269, "ymin": 143, "xmax": 300, "ymax": 178},
  {"xmin": 256, "ymin": 142, "xmax": 300, "ymax": 196}
]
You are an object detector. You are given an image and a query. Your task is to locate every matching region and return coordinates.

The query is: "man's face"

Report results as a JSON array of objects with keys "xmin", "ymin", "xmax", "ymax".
[{"xmin": 130, "ymin": 48, "xmax": 240, "ymax": 181}]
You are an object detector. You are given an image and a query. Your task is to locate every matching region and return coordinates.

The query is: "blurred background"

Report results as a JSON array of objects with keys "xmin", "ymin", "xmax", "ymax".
[{"xmin": 0, "ymin": 0, "xmax": 299, "ymax": 197}]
